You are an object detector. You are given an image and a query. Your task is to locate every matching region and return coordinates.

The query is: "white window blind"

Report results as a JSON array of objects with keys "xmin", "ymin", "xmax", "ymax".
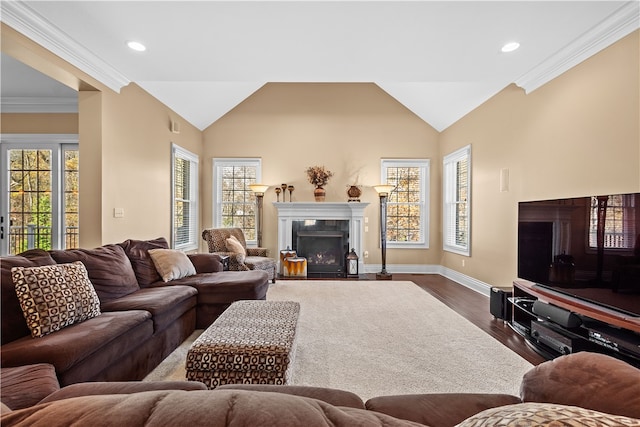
[
  {"xmin": 443, "ymin": 145, "xmax": 471, "ymax": 256},
  {"xmin": 172, "ymin": 144, "xmax": 198, "ymax": 250}
]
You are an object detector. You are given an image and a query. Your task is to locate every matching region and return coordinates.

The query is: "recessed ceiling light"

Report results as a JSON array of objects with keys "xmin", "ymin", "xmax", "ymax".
[
  {"xmin": 501, "ymin": 42, "xmax": 520, "ymax": 53},
  {"xmin": 127, "ymin": 41, "xmax": 146, "ymax": 52}
]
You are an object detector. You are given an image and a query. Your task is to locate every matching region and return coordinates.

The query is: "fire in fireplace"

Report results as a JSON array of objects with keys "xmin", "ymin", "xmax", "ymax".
[{"xmin": 292, "ymin": 220, "xmax": 349, "ymax": 278}]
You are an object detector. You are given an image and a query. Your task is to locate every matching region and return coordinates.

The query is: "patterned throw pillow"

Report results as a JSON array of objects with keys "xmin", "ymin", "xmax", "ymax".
[
  {"xmin": 148, "ymin": 249, "xmax": 196, "ymax": 282},
  {"xmin": 12, "ymin": 262, "xmax": 101, "ymax": 338},
  {"xmin": 456, "ymin": 402, "xmax": 640, "ymax": 427}
]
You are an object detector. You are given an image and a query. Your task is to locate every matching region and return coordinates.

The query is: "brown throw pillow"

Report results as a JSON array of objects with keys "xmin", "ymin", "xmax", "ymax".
[
  {"xmin": 225, "ymin": 235, "xmax": 246, "ymax": 255},
  {"xmin": 148, "ymin": 249, "xmax": 196, "ymax": 282},
  {"xmin": 12, "ymin": 261, "xmax": 101, "ymax": 338}
]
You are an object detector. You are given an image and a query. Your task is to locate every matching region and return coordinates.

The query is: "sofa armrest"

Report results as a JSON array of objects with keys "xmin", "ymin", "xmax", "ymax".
[
  {"xmin": 39, "ymin": 381, "xmax": 208, "ymax": 404},
  {"xmin": 364, "ymin": 393, "xmax": 521, "ymax": 427},
  {"xmin": 0, "ymin": 364, "xmax": 60, "ymax": 410},
  {"xmin": 217, "ymin": 384, "xmax": 365, "ymax": 409},
  {"xmin": 187, "ymin": 253, "xmax": 222, "ymax": 273},
  {"xmin": 246, "ymin": 247, "xmax": 269, "ymax": 257}
]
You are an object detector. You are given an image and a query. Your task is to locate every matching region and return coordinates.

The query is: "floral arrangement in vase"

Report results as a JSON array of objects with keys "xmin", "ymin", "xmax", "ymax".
[
  {"xmin": 306, "ymin": 165, "xmax": 333, "ymax": 188},
  {"xmin": 306, "ymin": 165, "xmax": 333, "ymax": 201}
]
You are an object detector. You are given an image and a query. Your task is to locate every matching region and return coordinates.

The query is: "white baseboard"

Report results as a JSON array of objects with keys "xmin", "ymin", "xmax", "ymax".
[{"xmin": 363, "ymin": 263, "xmax": 492, "ymax": 297}]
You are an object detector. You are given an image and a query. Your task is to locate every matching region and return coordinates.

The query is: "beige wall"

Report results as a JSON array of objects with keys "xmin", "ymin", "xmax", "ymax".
[
  {"xmin": 439, "ymin": 30, "xmax": 640, "ymax": 287},
  {"xmin": 202, "ymin": 83, "xmax": 441, "ymax": 264},
  {"xmin": 0, "ymin": 113, "xmax": 78, "ymax": 134}
]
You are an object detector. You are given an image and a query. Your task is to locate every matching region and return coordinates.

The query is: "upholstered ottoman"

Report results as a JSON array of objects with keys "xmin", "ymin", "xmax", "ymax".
[{"xmin": 185, "ymin": 300, "xmax": 300, "ymax": 389}]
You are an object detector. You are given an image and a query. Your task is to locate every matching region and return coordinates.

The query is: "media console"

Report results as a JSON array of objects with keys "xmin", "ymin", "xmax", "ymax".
[{"xmin": 510, "ymin": 280, "xmax": 640, "ymax": 367}]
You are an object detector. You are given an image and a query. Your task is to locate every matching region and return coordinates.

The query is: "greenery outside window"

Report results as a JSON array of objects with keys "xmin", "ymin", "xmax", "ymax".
[
  {"xmin": 443, "ymin": 145, "xmax": 471, "ymax": 256},
  {"xmin": 212, "ymin": 158, "xmax": 261, "ymax": 244},
  {"xmin": 172, "ymin": 144, "xmax": 199, "ymax": 251},
  {"xmin": 0, "ymin": 134, "xmax": 79, "ymax": 255},
  {"xmin": 380, "ymin": 159, "xmax": 430, "ymax": 249}
]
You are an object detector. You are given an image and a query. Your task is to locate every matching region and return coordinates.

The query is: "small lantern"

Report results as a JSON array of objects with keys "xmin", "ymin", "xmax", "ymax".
[{"xmin": 346, "ymin": 248, "xmax": 359, "ymax": 278}]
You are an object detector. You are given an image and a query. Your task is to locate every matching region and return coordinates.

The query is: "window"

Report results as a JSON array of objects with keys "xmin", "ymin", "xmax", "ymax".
[
  {"xmin": 172, "ymin": 144, "xmax": 199, "ymax": 251},
  {"xmin": 0, "ymin": 134, "xmax": 79, "ymax": 255},
  {"xmin": 380, "ymin": 159, "xmax": 429, "ymax": 248},
  {"xmin": 588, "ymin": 194, "xmax": 636, "ymax": 250},
  {"xmin": 443, "ymin": 145, "xmax": 471, "ymax": 256},
  {"xmin": 213, "ymin": 158, "xmax": 261, "ymax": 244}
]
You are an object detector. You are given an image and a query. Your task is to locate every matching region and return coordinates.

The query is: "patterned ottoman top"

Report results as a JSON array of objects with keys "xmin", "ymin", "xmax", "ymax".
[{"xmin": 190, "ymin": 300, "xmax": 300, "ymax": 354}]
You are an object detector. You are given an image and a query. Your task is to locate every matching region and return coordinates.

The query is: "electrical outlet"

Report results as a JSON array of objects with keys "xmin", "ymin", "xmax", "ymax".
[
  {"xmin": 364, "ymin": 251, "xmax": 369, "ymax": 258},
  {"xmin": 462, "ymin": 259, "xmax": 465, "ymax": 267}
]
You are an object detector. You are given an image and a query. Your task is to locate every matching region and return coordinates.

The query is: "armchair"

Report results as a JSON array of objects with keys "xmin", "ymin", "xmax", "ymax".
[{"xmin": 202, "ymin": 227, "xmax": 277, "ymax": 283}]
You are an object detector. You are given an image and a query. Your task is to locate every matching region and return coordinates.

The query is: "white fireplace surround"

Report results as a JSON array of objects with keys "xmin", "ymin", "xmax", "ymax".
[{"xmin": 273, "ymin": 202, "xmax": 369, "ymax": 272}]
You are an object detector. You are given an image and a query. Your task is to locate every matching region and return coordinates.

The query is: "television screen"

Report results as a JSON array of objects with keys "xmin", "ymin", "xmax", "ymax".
[{"xmin": 517, "ymin": 193, "xmax": 640, "ymax": 317}]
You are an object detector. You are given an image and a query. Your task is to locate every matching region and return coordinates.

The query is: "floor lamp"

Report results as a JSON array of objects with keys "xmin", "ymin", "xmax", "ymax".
[
  {"xmin": 374, "ymin": 184, "xmax": 395, "ymax": 280},
  {"xmin": 248, "ymin": 184, "xmax": 269, "ymax": 247}
]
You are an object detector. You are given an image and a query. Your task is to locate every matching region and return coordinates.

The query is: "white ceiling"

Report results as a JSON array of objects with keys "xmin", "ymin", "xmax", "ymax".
[{"xmin": 1, "ymin": 1, "xmax": 638, "ymax": 131}]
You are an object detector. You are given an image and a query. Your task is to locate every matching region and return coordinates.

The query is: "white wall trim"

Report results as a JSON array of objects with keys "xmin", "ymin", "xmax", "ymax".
[
  {"xmin": 515, "ymin": 1, "xmax": 640, "ymax": 94},
  {"xmin": 363, "ymin": 263, "xmax": 492, "ymax": 297},
  {"xmin": 1, "ymin": 1, "xmax": 130, "ymax": 93},
  {"xmin": 1, "ymin": 96, "xmax": 78, "ymax": 113}
]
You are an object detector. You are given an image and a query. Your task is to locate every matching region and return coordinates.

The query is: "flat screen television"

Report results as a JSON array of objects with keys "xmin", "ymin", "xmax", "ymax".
[{"xmin": 517, "ymin": 192, "xmax": 640, "ymax": 317}]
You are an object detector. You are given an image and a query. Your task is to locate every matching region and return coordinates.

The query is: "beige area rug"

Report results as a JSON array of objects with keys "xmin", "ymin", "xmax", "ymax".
[{"xmin": 144, "ymin": 280, "xmax": 533, "ymax": 400}]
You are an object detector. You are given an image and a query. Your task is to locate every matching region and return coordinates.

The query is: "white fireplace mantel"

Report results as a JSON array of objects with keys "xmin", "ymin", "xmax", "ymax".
[{"xmin": 273, "ymin": 202, "xmax": 370, "ymax": 270}]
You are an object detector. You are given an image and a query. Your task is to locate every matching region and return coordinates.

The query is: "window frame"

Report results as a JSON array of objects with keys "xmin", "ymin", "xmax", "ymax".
[
  {"xmin": 0, "ymin": 134, "xmax": 78, "ymax": 255},
  {"xmin": 380, "ymin": 158, "xmax": 430, "ymax": 249},
  {"xmin": 212, "ymin": 158, "xmax": 262, "ymax": 246},
  {"xmin": 171, "ymin": 144, "xmax": 199, "ymax": 251},
  {"xmin": 443, "ymin": 144, "xmax": 471, "ymax": 256}
]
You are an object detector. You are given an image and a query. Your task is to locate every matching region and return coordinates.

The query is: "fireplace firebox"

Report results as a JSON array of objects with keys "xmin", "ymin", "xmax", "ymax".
[{"xmin": 292, "ymin": 220, "xmax": 349, "ymax": 278}]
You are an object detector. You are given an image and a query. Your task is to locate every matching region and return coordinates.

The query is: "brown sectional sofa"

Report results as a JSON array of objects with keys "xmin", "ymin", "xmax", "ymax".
[
  {"xmin": 1, "ymin": 352, "xmax": 639, "ymax": 426},
  {"xmin": 0, "ymin": 238, "xmax": 269, "ymax": 386}
]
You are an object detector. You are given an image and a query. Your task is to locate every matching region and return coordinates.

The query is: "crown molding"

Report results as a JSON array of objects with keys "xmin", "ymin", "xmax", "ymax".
[
  {"xmin": 0, "ymin": 1, "xmax": 130, "ymax": 93},
  {"xmin": 1, "ymin": 96, "xmax": 78, "ymax": 113},
  {"xmin": 515, "ymin": 1, "xmax": 640, "ymax": 94}
]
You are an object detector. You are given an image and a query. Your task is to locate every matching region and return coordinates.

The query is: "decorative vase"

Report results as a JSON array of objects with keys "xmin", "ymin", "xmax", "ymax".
[
  {"xmin": 347, "ymin": 185, "xmax": 362, "ymax": 202},
  {"xmin": 314, "ymin": 186, "xmax": 326, "ymax": 202}
]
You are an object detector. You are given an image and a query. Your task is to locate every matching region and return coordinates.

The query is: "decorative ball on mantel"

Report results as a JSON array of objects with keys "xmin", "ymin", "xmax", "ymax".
[{"xmin": 347, "ymin": 185, "xmax": 362, "ymax": 202}]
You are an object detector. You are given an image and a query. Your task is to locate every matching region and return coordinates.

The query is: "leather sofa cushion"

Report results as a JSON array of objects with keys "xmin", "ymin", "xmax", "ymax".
[
  {"xmin": 1, "ymin": 389, "xmax": 417, "ymax": 426},
  {"xmin": 1, "ymin": 311, "xmax": 152, "ymax": 383},
  {"xmin": 118, "ymin": 237, "xmax": 169, "ymax": 287},
  {"xmin": 100, "ymin": 286, "xmax": 197, "ymax": 332},
  {"xmin": 0, "ymin": 363, "xmax": 60, "ymax": 410},
  {"xmin": 171, "ymin": 271, "xmax": 269, "ymax": 304},
  {"xmin": 40, "ymin": 381, "xmax": 207, "ymax": 404},
  {"xmin": 217, "ymin": 384, "xmax": 365, "ymax": 409},
  {"xmin": 187, "ymin": 253, "xmax": 223, "ymax": 274},
  {"xmin": 520, "ymin": 352, "xmax": 640, "ymax": 419},
  {"xmin": 1, "ymin": 249, "xmax": 57, "ymax": 344},
  {"xmin": 49, "ymin": 245, "xmax": 139, "ymax": 303}
]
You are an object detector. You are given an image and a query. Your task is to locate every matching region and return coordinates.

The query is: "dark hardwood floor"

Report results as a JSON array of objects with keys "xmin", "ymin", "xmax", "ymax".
[{"xmin": 363, "ymin": 273, "xmax": 547, "ymax": 365}]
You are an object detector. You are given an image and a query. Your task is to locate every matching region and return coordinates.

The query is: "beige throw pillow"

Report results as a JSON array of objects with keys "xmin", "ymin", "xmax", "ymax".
[
  {"xmin": 12, "ymin": 261, "xmax": 101, "ymax": 338},
  {"xmin": 225, "ymin": 235, "xmax": 246, "ymax": 255},
  {"xmin": 148, "ymin": 249, "xmax": 196, "ymax": 282}
]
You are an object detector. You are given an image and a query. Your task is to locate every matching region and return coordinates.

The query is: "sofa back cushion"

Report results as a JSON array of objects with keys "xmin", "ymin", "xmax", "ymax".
[
  {"xmin": 1, "ymin": 250, "xmax": 56, "ymax": 344},
  {"xmin": 118, "ymin": 237, "xmax": 169, "ymax": 287},
  {"xmin": 49, "ymin": 245, "xmax": 139, "ymax": 303},
  {"xmin": 520, "ymin": 352, "xmax": 640, "ymax": 419}
]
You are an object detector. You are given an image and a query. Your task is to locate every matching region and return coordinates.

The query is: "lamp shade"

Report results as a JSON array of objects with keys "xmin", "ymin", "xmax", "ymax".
[
  {"xmin": 373, "ymin": 184, "xmax": 395, "ymax": 196},
  {"xmin": 248, "ymin": 184, "xmax": 270, "ymax": 194}
]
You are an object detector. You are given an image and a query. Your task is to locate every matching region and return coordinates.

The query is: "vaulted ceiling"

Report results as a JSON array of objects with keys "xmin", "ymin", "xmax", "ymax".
[{"xmin": 1, "ymin": 1, "xmax": 638, "ymax": 131}]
